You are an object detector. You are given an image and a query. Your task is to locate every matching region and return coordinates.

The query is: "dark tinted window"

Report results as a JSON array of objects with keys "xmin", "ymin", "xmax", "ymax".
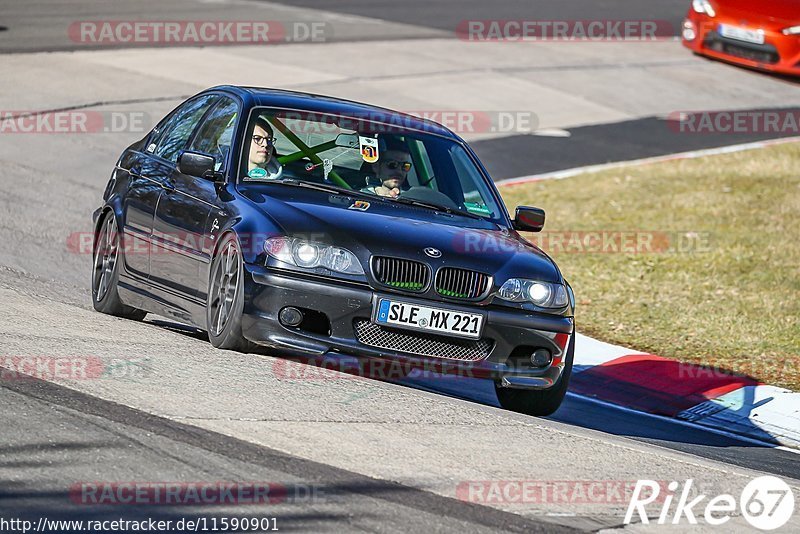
[
  {"xmin": 189, "ymin": 97, "xmax": 239, "ymax": 171},
  {"xmin": 154, "ymin": 95, "xmax": 217, "ymax": 163}
]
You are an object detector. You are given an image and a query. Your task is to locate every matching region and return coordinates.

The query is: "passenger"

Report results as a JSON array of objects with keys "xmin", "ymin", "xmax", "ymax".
[
  {"xmin": 362, "ymin": 138, "xmax": 413, "ymax": 198},
  {"xmin": 248, "ymin": 117, "xmax": 282, "ymax": 179}
]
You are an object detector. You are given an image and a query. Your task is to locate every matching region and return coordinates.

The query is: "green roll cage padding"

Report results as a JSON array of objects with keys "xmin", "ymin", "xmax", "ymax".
[
  {"xmin": 278, "ymin": 140, "xmax": 337, "ymax": 164},
  {"xmin": 267, "ymin": 117, "xmax": 351, "ymax": 189},
  {"xmin": 407, "ymin": 140, "xmax": 432, "ymax": 187}
]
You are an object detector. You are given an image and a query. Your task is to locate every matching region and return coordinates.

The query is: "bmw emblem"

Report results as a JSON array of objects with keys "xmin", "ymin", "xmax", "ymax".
[{"xmin": 424, "ymin": 247, "xmax": 442, "ymax": 258}]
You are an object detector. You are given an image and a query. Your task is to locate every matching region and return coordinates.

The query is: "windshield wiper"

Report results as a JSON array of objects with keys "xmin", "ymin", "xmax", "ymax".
[
  {"xmin": 273, "ymin": 179, "xmax": 491, "ymax": 222},
  {"xmin": 387, "ymin": 196, "xmax": 486, "ymax": 221},
  {"xmin": 273, "ymin": 178, "xmax": 374, "ymax": 200}
]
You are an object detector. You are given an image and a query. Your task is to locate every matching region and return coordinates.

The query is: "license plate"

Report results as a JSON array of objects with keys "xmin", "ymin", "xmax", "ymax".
[
  {"xmin": 374, "ymin": 299, "xmax": 484, "ymax": 340},
  {"xmin": 719, "ymin": 24, "xmax": 765, "ymax": 45}
]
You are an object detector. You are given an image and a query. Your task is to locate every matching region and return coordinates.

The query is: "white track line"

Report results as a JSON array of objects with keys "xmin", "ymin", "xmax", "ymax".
[{"xmin": 496, "ymin": 135, "xmax": 800, "ymax": 187}]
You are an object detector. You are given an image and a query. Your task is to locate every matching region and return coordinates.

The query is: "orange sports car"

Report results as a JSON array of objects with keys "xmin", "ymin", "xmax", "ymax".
[{"xmin": 682, "ymin": 0, "xmax": 800, "ymax": 76}]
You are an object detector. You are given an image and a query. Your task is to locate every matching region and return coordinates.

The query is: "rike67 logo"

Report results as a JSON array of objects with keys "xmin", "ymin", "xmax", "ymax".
[{"xmin": 625, "ymin": 476, "xmax": 795, "ymax": 530}]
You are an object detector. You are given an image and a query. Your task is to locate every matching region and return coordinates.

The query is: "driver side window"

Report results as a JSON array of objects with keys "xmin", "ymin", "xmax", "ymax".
[
  {"xmin": 189, "ymin": 97, "xmax": 239, "ymax": 171},
  {"xmin": 153, "ymin": 95, "xmax": 218, "ymax": 163}
]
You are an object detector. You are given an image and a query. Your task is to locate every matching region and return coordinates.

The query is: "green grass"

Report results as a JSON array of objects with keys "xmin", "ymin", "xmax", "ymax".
[{"xmin": 500, "ymin": 142, "xmax": 800, "ymax": 390}]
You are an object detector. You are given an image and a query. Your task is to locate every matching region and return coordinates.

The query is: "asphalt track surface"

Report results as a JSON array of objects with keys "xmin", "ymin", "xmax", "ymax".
[{"xmin": 2, "ymin": 1, "xmax": 800, "ymax": 531}]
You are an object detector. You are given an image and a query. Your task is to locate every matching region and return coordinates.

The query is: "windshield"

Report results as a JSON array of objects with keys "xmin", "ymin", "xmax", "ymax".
[{"xmin": 239, "ymin": 107, "xmax": 504, "ymax": 221}]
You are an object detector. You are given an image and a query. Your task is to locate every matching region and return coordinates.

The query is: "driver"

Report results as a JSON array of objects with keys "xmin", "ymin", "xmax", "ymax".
[
  {"xmin": 362, "ymin": 138, "xmax": 413, "ymax": 198},
  {"xmin": 248, "ymin": 117, "xmax": 282, "ymax": 179}
]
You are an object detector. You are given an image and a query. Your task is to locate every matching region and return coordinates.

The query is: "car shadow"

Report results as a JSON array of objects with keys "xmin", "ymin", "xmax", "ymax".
[
  {"xmin": 144, "ymin": 318, "xmax": 208, "ymax": 342},
  {"xmin": 144, "ymin": 318, "xmax": 275, "ymax": 354}
]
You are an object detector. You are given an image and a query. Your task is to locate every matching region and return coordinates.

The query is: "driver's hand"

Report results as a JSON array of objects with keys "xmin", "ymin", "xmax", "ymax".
[{"xmin": 375, "ymin": 186, "xmax": 401, "ymax": 198}]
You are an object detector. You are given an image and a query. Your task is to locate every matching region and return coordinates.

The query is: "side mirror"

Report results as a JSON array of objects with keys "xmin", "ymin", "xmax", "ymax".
[
  {"xmin": 178, "ymin": 151, "xmax": 221, "ymax": 183},
  {"xmin": 513, "ymin": 206, "xmax": 545, "ymax": 232}
]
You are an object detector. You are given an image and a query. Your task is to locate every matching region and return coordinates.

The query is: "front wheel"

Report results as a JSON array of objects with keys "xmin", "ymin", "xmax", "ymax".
[
  {"xmin": 91, "ymin": 212, "xmax": 146, "ymax": 320},
  {"xmin": 495, "ymin": 331, "xmax": 575, "ymax": 417},
  {"xmin": 206, "ymin": 233, "xmax": 255, "ymax": 352}
]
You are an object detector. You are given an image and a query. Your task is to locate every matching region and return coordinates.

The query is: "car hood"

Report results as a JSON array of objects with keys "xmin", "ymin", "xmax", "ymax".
[
  {"xmin": 717, "ymin": 0, "xmax": 799, "ymax": 26},
  {"xmin": 239, "ymin": 184, "xmax": 562, "ymax": 282}
]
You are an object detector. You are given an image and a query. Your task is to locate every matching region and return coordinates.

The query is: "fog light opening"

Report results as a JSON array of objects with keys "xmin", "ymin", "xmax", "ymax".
[
  {"xmin": 279, "ymin": 307, "xmax": 304, "ymax": 327},
  {"xmin": 531, "ymin": 348, "xmax": 552, "ymax": 368}
]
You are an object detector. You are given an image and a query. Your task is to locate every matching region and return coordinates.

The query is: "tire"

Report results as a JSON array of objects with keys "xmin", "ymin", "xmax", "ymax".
[
  {"xmin": 206, "ymin": 233, "xmax": 256, "ymax": 351},
  {"xmin": 91, "ymin": 212, "xmax": 147, "ymax": 320},
  {"xmin": 495, "ymin": 330, "xmax": 575, "ymax": 417}
]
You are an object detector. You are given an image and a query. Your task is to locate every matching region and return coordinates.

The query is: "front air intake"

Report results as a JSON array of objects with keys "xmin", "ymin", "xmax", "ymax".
[
  {"xmin": 435, "ymin": 267, "xmax": 491, "ymax": 300},
  {"xmin": 372, "ymin": 256, "xmax": 430, "ymax": 292}
]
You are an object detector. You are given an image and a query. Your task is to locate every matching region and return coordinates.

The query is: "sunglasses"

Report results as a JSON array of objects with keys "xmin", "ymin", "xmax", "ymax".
[
  {"xmin": 384, "ymin": 160, "xmax": 412, "ymax": 172},
  {"xmin": 252, "ymin": 135, "xmax": 275, "ymax": 147}
]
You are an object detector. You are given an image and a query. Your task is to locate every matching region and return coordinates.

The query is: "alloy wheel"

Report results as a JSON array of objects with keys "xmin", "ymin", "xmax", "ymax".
[
  {"xmin": 209, "ymin": 240, "xmax": 241, "ymax": 336},
  {"xmin": 93, "ymin": 215, "xmax": 119, "ymax": 302}
]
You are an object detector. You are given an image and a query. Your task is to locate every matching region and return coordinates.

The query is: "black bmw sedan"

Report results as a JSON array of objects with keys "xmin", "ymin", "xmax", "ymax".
[{"xmin": 92, "ymin": 85, "xmax": 575, "ymax": 416}]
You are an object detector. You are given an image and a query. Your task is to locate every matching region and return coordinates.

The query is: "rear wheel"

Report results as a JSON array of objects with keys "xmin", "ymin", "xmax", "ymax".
[
  {"xmin": 495, "ymin": 331, "xmax": 575, "ymax": 417},
  {"xmin": 206, "ymin": 234, "xmax": 255, "ymax": 351},
  {"xmin": 91, "ymin": 212, "xmax": 146, "ymax": 320}
]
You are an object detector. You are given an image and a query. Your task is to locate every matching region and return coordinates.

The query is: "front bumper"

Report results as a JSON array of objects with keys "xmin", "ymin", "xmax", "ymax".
[
  {"xmin": 241, "ymin": 265, "xmax": 574, "ymax": 390},
  {"xmin": 682, "ymin": 14, "xmax": 800, "ymax": 76}
]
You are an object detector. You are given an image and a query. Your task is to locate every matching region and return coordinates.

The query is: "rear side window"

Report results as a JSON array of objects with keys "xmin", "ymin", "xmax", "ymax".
[{"xmin": 153, "ymin": 95, "xmax": 218, "ymax": 163}]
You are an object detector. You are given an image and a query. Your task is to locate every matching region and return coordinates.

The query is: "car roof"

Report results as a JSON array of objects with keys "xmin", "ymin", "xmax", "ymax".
[{"xmin": 205, "ymin": 85, "xmax": 460, "ymax": 140}]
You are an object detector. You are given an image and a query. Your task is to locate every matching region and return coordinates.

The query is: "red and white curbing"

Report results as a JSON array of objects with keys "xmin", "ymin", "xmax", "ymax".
[{"xmin": 573, "ymin": 325, "xmax": 800, "ymax": 449}]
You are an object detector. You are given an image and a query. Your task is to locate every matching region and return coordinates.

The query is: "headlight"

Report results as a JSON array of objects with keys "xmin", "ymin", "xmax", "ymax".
[
  {"xmin": 497, "ymin": 279, "xmax": 569, "ymax": 308},
  {"xmin": 264, "ymin": 237, "xmax": 364, "ymax": 275},
  {"xmin": 692, "ymin": 0, "xmax": 716, "ymax": 17},
  {"xmin": 293, "ymin": 242, "xmax": 321, "ymax": 268},
  {"xmin": 324, "ymin": 246, "xmax": 360, "ymax": 273},
  {"xmin": 783, "ymin": 26, "xmax": 800, "ymax": 35}
]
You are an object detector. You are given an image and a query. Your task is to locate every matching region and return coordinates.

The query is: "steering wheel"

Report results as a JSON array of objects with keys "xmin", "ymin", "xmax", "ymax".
[{"xmin": 400, "ymin": 186, "xmax": 459, "ymax": 209}]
